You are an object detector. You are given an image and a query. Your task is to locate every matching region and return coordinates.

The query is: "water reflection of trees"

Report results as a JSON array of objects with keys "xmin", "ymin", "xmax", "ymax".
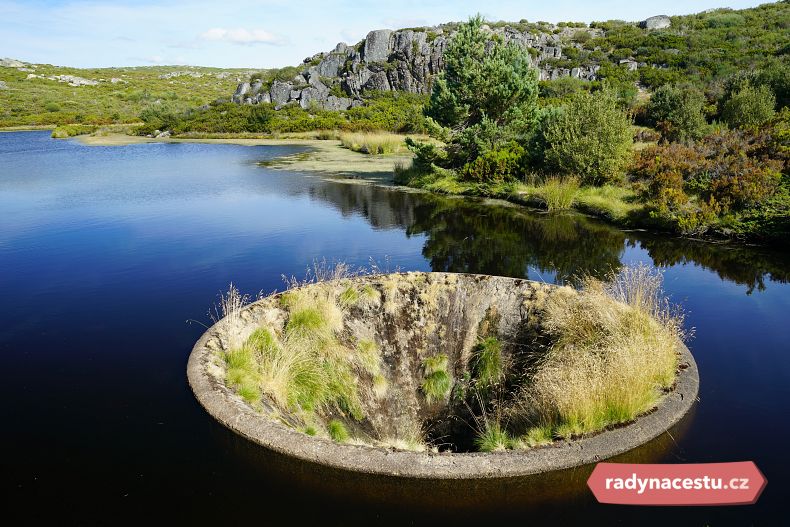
[
  {"xmin": 306, "ymin": 181, "xmax": 625, "ymax": 282},
  {"xmin": 407, "ymin": 197, "xmax": 625, "ymax": 282},
  {"xmin": 302, "ymin": 178, "xmax": 790, "ymax": 291},
  {"xmin": 636, "ymin": 236, "xmax": 790, "ymax": 294}
]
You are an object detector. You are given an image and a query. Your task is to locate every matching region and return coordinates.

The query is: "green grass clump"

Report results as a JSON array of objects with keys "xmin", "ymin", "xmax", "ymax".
[
  {"xmin": 338, "ymin": 286, "xmax": 360, "ymax": 307},
  {"xmin": 360, "ymin": 285, "xmax": 379, "ymax": 301},
  {"xmin": 223, "ymin": 345, "xmax": 261, "ymax": 405},
  {"xmin": 285, "ymin": 307, "xmax": 327, "ymax": 337},
  {"xmin": 475, "ymin": 420, "xmax": 511, "ymax": 452},
  {"xmin": 422, "ymin": 354, "xmax": 451, "ymax": 403},
  {"xmin": 51, "ymin": 124, "xmax": 97, "ymax": 138},
  {"xmin": 303, "ymin": 425, "xmax": 318, "ymax": 436},
  {"xmin": 423, "ymin": 353, "xmax": 448, "ymax": 373},
  {"xmin": 372, "ymin": 373, "xmax": 389, "ymax": 399},
  {"xmin": 573, "ymin": 185, "xmax": 640, "ymax": 222},
  {"xmin": 538, "ymin": 176, "xmax": 580, "ymax": 211},
  {"xmin": 473, "ymin": 337, "xmax": 504, "ymax": 390},
  {"xmin": 328, "ymin": 419, "xmax": 350, "ymax": 442},
  {"xmin": 520, "ymin": 425, "xmax": 554, "ymax": 448},
  {"xmin": 247, "ymin": 327, "xmax": 278, "ymax": 354}
]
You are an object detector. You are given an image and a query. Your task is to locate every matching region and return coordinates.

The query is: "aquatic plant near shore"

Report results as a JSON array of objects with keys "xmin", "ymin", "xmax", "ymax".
[
  {"xmin": 338, "ymin": 131, "xmax": 406, "ymax": 155},
  {"xmin": 540, "ymin": 176, "xmax": 580, "ymax": 211}
]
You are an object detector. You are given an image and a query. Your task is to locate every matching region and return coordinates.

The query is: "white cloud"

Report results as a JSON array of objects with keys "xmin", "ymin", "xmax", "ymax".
[{"xmin": 199, "ymin": 27, "xmax": 284, "ymax": 45}]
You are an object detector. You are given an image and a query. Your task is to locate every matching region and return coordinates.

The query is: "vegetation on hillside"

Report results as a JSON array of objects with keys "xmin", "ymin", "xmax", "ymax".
[
  {"xmin": 0, "ymin": 63, "xmax": 249, "ymax": 128},
  {"xmin": 134, "ymin": 91, "xmax": 428, "ymax": 136},
  {"xmin": 395, "ymin": 11, "xmax": 789, "ymax": 243}
]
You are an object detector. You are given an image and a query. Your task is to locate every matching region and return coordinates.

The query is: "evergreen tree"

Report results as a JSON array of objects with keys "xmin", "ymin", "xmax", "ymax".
[{"xmin": 423, "ymin": 15, "xmax": 539, "ymax": 166}]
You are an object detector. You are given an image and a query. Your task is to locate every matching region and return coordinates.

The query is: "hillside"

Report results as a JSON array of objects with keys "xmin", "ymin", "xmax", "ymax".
[
  {"xmin": 0, "ymin": 59, "xmax": 251, "ymax": 128},
  {"xmin": 227, "ymin": 2, "xmax": 789, "ymax": 111}
]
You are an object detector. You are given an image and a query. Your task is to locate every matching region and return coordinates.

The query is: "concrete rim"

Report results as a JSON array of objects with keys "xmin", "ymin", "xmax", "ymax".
[{"xmin": 187, "ymin": 272, "xmax": 699, "ymax": 480}]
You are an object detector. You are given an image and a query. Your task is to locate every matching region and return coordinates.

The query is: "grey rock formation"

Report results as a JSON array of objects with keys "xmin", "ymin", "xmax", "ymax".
[
  {"xmin": 0, "ymin": 57, "xmax": 25, "ymax": 68},
  {"xmin": 231, "ymin": 82, "xmax": 251, "ymax": 103},
  {"xmin": 270, "ymin": 80, "xmax": 291, "ymax": 106},
  {"xmin": 640, "ymin": 15, "xmax": 671, "ymax": 30},
  {"xmin": 363, "ymin": 29, "xmax": 393, "ymax": 62},
  {"xmin": 619, "ymin": 58, "xmax": 639, "ymax": 71},
  {"xmin": 316, "ymin": 52, "xmax": 346, "ymax": 77},
  {"xmin": 299, "ymin": 86, "xmax": 322, "ymax": 109},
  {"xmin": 323, "ymin": 95, "xmax": 353, "ymax": 111},
  {"xmin": 228, "ymin": 21, "xmax": 619, "ymax": 111},
  {"xmin": 0, "ymin": 80, "xmax": 7, "ymax": 89}
]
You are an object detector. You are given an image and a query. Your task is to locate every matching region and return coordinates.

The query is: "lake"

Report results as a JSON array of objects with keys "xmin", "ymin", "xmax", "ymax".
[{"xmin": 2, "ymin": 131, "xmax": 789, "ymax": 524}]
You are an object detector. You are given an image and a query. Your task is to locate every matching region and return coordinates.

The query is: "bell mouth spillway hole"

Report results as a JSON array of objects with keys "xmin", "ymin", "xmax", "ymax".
[{"xmin": 199, "ymin": 269, "xmax": 687, "ymax": 456}]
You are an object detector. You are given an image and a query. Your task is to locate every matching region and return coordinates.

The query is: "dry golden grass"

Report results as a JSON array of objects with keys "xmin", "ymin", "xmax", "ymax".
[
  {"xmin": 338, "ymin": 131, "xmax": 407, "ymax": 155},
  {"xmin": 520, "ymin": 264, "xmax": 684, "ymax": 440}
]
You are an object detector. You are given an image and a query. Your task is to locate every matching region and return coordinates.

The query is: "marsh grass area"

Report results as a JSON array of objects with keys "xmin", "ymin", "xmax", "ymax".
[{"xmin": 211, "ymin": 264, "xmax": 684, "ymax": 454}]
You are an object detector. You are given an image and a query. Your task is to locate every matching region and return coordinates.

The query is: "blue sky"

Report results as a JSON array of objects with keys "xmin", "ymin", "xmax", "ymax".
[{"xmin": 0, "ymin": 0, "xmax": 769, "ymax": 68}]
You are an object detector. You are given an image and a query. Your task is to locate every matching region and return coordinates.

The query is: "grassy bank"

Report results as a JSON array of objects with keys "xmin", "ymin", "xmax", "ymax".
[{"xmin": 394, "ymin": 165, "xmax": 647, "ymax": 227}]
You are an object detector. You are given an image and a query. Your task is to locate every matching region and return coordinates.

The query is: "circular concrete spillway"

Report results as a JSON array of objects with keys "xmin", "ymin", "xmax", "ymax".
[{"xmin": 188, "ymin": 272, "xmax": 698, "ymax": 479}]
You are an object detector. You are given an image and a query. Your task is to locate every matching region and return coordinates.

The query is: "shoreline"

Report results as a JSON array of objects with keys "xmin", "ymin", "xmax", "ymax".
[{"xmin": 11, "ymin": 130, "xmax": 783, "ymax": 247}]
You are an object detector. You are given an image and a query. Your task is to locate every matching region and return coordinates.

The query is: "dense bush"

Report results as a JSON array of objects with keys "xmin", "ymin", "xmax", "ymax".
[
  {"xmin": 632, "ymin": 117, "xmax": 788, "ymax": 235},
  {"xmin": 592, "ymin": 2, "xmax": 790, "ymax": 89},
  {"xmin": 721, "ymin": 83, "xmax": 776, "ymax": 129},
  {"xmin": 542, "ymin": 89, "xmax": 633, "ymax": 185},
  {"xmin": 460, "ymin": 143, "xmax": 527, "ymax": 183},
  {"xmin": 647, "ymin": 84, "xmax": 708, "ymax": 142},
  {"xmin": 137, "ymin": 92, "xmax": 428, "ymax": 136}
]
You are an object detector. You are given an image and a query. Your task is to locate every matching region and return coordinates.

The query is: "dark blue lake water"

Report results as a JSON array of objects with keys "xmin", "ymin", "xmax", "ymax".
[{"xmin": 2, "ymin": 131, "xmax": 789, "ymax": 524}]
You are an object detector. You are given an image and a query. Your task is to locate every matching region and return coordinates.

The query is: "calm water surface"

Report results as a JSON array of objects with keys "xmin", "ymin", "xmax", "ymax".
[{"xmin": 2, "ymin": 131, "xmax": 789, "ymax": 525}]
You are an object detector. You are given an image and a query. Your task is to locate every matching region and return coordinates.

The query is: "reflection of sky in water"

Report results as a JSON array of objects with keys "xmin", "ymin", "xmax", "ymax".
[{"xmin": 1, "ymin": 131, "xmax": 789, "ymax": 524}]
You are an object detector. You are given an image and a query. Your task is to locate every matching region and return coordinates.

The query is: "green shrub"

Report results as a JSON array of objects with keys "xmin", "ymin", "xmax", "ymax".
[
  {"xmin": 721, "ymin": 83, "xmax": 776, "ymax": 129},
  {"xmin": 460, "ymin": 143, "xmax": 526, "ymax": 183},
  {"xmin": 631, "ymin": 123, "xmax": 786, "ymax": 234},
  {"xmin": 647, "ymin": 84, "xmax": 708, "ymax": 142},
  {"xmin": 542, "ymin": 89, "xmax": 633, "ymax": 185}
]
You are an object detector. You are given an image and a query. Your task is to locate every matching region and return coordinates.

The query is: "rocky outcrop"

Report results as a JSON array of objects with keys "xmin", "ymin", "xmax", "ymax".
[
  {"xmin": 640, "ymin": 15, "xmax": 671, "ymax": 30},
  {"xmin": 25, "ymin": 73, "xmax": 99, "ymax": 86},
  {"xmin": 0, "ymin": 57, "xmax": 26, "ymax": 68},
  {"xmin": 231, "ymin": 23, "xmax": 610, "ymax": 109}
]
